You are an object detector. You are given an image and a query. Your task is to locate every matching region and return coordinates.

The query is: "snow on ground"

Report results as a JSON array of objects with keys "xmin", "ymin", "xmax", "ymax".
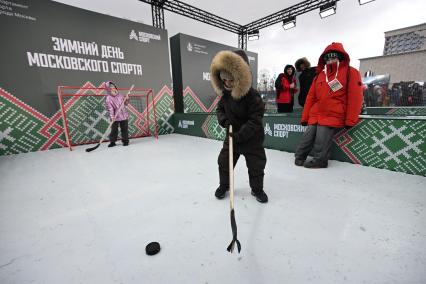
[{"xmin": 0, "ymin": 134, "xmax": 425, "ymax": 284}]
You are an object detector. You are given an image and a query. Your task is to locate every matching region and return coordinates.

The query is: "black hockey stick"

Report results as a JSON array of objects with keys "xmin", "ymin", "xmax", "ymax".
[
  {"xmin": 86, "ymin": 84, "xmax": 134, "ymax": 152},
  {"xmin": 227, "ymin": 208, "xmax": 241, "ymax": 253},
  {"xmin": 226, "ymin": 125, "xmax": 241, "ymax": 253}
]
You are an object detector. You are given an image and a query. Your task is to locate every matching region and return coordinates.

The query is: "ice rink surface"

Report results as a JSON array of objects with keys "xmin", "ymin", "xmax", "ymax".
[{"xmin": 1, "ymin": 134, "xmax": 425, "ymax": 284}]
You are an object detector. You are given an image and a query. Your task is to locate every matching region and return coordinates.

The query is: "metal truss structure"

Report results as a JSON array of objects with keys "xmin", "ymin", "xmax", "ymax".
[
  {"xmin": 140, "ymin": 0, "xmax": 342, "ymax": 49},
  {"xmin": 151, "ymin": 0, "xmax": 166, "ymax": 29}
]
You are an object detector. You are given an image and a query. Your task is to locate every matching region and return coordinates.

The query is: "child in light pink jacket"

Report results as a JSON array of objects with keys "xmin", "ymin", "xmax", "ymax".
[{"xmin": 105, "ymin": 81, "xmax": 129, "ymax": 147}]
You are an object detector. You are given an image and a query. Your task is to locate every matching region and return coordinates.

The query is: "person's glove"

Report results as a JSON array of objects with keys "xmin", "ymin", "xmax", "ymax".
[
  {"xmin": 301, "ymin": 121, "xmax": 308, "ymax": 126},
  {"xmin": 228, "ymin": 130, "xmax": 240, "ymax": 144},
  {"xmin": 223, "ymin": 120, "xmax": 231, "ymax": 129},
  {"xmin": 345, "ymin": 125, "xmax": 353, "ymax": 130}
]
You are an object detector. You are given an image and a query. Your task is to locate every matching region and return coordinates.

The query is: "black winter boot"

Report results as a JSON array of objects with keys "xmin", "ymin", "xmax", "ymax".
[
  {"xmin": 251, "ymin": 189, "xmax": 268, "ymax": 203},
  {"xmin": 123, "ymin": 140, "xmax": 129, "ymax": 146},
  {"xmin": 295, "ymin": 159, "xmax": 305, "ymax": 166},
  {"xmin": 215, "ymin": 186, "xmax": 229, "ymax": 199},
  {"xmin": 303, "ymin": 159, "xmax": 328, "ymax": 169},
  {"xmin": 108, "ymin": 142, "xmax": 116, "ymax": 147}
]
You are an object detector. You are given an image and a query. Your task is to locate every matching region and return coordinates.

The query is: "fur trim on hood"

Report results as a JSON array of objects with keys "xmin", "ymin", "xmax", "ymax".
[
  {"xmin": 210, "ymin": 50, "xmax": 252, "ymax": 100},
  {"xmin": 294, "ymin": 57, "xmax": 311, "ymax": 72}
]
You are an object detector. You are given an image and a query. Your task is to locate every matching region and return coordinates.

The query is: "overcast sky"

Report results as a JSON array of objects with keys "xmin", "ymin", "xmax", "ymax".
[{"xmin": 55, "ymin": 0, "xmax": 425, "ymax": 76}]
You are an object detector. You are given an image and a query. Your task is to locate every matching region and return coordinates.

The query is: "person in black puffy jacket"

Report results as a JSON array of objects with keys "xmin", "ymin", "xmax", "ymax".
[
  {"xmin": 210, "ymin": 50, "xmax": 268, "ymax": 203},
  {"xmin": 294, "ymin": 57, "xmax": 317, "ymax": 107}
]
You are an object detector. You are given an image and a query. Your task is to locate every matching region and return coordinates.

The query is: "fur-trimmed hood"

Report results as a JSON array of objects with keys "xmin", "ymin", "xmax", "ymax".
[
  {"xmin": 294, "ymin": 57, "xmax": 311, "ymax": 72},
  {"xmin": 210, "ymin": 50, "xmax": 252, "ymax": 100}
]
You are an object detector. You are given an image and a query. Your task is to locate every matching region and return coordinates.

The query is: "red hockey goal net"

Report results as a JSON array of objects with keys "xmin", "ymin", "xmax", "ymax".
[{"xmin": 58, "ymin": 86, "xmax": 158, "ymax": 150}]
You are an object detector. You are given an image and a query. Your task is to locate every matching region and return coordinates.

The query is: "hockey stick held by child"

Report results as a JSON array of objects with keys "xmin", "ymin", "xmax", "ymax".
[
  {"xmin": 86, "ymin": 84, "xmax": 134, "ymax": 152},
  {"xmin": 226, "ymin": 125, "xmax": 241, "ymax": 253}
]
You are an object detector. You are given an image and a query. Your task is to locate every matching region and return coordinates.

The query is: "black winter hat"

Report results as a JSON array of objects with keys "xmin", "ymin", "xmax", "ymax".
[
  {"xmin": 323, "ymin": 51, "xmax": 344, "ymax": 62},
  {"xmin": 233, "ymin": 50, "xmax": 250, "ymax": 65}
]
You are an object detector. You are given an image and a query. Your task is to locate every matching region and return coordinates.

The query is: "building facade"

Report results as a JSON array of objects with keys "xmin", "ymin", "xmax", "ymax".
[{"xmin": 359, "ymin": 23, "xmax": 426, "ymax": 84}]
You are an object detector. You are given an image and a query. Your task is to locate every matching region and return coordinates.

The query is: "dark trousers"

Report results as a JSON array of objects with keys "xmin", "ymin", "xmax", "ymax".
[
  {"xmin": 218, "ymin": 145, "xmax": 266, "ymax": 191},
  {"xmin": 277, "ymin": 103, "xmax": 293, "ymax": 113},
  {"xmin": 109, "ymin": 120, "xmax": 129, "ymax": 143},
  {"xmin": 295, "ymin": 125, "xmax": 337, "ymax": 163}
]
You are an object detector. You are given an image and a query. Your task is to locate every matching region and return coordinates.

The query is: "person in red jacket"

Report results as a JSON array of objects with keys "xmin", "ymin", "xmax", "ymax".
[
  {"xmin": 275, "ymin": 65, "xmax": 298, "ymax": 113},
  {"xmin": 294, "ymin": 42, "xmax": 363, "ymax": 168}
]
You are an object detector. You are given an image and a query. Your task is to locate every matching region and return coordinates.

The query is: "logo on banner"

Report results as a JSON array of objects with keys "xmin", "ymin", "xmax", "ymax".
[
  {"xmin": 129, "ymin": 30, "xmax": 138, "ymax": 41},
  {"xmin": 186, "ymin": 42, "xmax": 208, "ymax": 55},
  {"xmin": 178, "ymin": 120, "xmax": 195, "ymax": 129},
  {"xmin": 187, "ymin": 42, "xmax": 193, "ymax": 52},
  {"xmin": 129, "ymin": 30, "xmax": 161, "ymax": 43},
  {"xmin": 264, "ymin": 123, "xmax": 273, "ymax": 136},
  {"xmin": 264, "ymin": 123, "xmax": 306, "ymax": 138},
  {"xmin": 248, "ymin": 56, "xmax": 256, "ymax": 62}
]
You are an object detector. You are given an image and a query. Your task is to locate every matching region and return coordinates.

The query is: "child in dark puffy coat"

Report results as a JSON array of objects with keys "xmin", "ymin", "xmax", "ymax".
[{"xmin": 210, "ymin": 50, "xmax": 268, "ymax": 203}]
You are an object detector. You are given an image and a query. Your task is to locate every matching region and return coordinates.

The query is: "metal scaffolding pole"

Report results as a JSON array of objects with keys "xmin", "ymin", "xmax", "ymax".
[
  {"xmin": 151, "ymin": 0, "xmax": 166, "ymax": 29},
  {"xmin": 238, "ymin": 30, "xmax": 248, "ymax": 50}
]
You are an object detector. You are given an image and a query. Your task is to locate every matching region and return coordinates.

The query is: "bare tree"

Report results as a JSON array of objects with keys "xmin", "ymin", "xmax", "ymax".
[{"xmin": 258, "ymin": 68, "xmax": 271, "ymax": 91}]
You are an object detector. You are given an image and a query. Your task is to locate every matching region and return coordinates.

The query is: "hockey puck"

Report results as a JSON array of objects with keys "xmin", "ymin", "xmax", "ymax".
[{"xmin": 145, "ymin": 242, "xmax": 161, "ymax": 255}]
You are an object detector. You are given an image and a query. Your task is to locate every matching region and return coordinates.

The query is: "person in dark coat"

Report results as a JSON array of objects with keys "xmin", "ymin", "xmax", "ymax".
[
  {"xmin": 275, "ymin": 65, "xmax": 297, "ymax": 113},
  {"xmin": 210, "ymin": 50, "xmax": 268, "ymax": 203},
  {"xmin": 294, "ymin": 57, "xmax": 317, "ymax": 107},
  {"xmin": 295, "ymin": 42, "xmax": 363, "ymax": 168}
]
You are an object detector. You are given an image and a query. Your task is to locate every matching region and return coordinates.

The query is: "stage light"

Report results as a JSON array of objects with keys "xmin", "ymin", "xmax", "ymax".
[
  {"xmin": 248, "ymin": 30, "xmax": 259, "ymax": 41},
  {"xmin": 319, "ymin": 1, "xmax": 336, "ymax": 18},
  {"xmin": 358, "ymin": 0, "xmax": 375, "ymax": 5},
  {"xmin": 282, "ymin": 16, "xmax": 296, "ymax": 30}
]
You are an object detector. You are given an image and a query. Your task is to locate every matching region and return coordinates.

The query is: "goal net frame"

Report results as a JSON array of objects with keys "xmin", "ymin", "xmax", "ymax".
[{"xmin": 57, "ymin": 85, "xmax": 158, "ymax": 151}]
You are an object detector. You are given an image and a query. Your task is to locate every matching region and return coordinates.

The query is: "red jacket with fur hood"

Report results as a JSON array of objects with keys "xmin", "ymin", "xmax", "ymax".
[{"xmin": 301, "ymin": 42, "xmax": 363, "ymax": 128}]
